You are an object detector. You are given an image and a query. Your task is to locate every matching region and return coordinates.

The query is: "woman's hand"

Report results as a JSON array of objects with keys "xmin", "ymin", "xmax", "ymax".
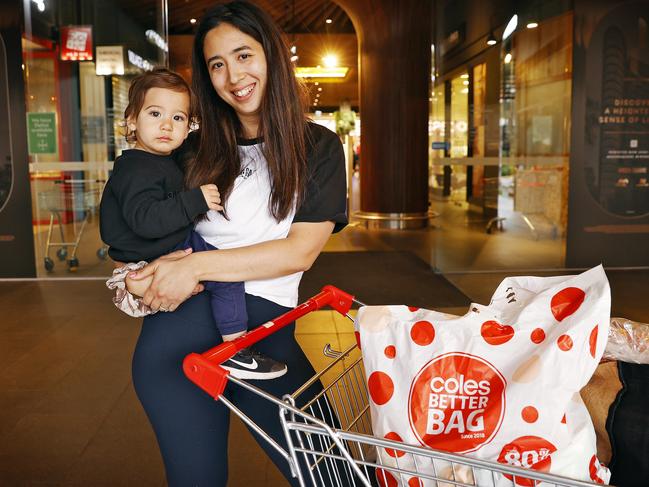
[{"xmin": 128, "ymin": 248, "xmax": 202, "ymax": 312}]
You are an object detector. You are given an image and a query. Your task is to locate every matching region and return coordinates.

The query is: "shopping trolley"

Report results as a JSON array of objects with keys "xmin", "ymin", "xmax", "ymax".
[
  {"xmin": 184, "ymin": 286, "xmax": 606, "ymax": 487},
  {"xmin": 37, "ymin": 178, "xmax": 107, "ymax": 272}
]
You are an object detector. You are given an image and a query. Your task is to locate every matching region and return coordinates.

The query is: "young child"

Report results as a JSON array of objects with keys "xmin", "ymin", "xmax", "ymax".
[{"xmin": 100, "ymin": 68, "xmax": 286, "ymax": 380}]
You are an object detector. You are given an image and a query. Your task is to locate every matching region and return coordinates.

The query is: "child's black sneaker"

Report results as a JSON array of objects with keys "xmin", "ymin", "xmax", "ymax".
[{"xmin": 222, "ymin": 348, "xmax": 287, "ymax": 380}]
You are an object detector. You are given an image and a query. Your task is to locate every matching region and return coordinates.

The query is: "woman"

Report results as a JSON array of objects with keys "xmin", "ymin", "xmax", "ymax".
[{"xmin": 127, "ymin": 2, "xmax": 347, "ymax": 485}]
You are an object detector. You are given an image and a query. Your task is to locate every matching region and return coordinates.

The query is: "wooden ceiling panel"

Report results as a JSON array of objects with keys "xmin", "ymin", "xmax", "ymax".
[
  {"xmin": 117, "ymin": 0, "xmax": 359, "ymax": 110},
  {"xmin": 115, "ymin": 0, "xmax": 356, "ymax": 35}
]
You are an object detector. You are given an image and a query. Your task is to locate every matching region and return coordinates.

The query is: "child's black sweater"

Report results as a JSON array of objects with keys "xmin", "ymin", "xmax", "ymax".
[{"xmin": 99, "ymin": 149, "xmax": 207, "ymax": 262}]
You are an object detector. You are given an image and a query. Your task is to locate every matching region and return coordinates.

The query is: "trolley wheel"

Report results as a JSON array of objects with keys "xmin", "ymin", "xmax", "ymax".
[
  {"xmin": 68, "ymin": 258, "xmax": 79, "ymax": 272},
  {"xmin": 44, "ymin": 257, "xmax": 54, "ymax": 272},
  {"xmin": 56, "ymin": 247, "xmax": 68, "ymax": 261},
  {"xmin": 96, "ymin": 247, "xmax": 108, "ymax": 260}
]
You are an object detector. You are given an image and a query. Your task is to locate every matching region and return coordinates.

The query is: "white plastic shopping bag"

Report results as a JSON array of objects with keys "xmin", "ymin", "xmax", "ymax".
[{"xmin": 355, "ymin": 265, "xmax": 611, "ymax": 486}]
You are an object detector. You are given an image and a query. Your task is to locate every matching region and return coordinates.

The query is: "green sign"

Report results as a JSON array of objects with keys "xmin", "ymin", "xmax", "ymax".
[{"xmin": 27, "ymin": 112, "xmax": 57, "ymax": 155}]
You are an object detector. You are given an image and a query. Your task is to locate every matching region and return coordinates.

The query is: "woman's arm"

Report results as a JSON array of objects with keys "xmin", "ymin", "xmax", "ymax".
[{"xmin": 131, "ymin": 221, "xmax": 334, "ymax": 310}]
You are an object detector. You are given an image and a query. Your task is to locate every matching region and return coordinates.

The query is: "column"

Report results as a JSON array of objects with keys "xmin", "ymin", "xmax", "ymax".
[{"xmin": 337, "ymin": 0, "xmax": 432, "ymax": 228}]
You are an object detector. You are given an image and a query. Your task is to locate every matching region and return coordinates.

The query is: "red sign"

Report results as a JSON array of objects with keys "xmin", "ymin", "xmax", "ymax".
[
  {"xmin": 497, "ymin": 435, "xmax": 557, "ymax": 486},
  {"xmin": 60, "ymin": 26, "xmax": 93, "ymax": 61},
  {"xmin": 408, "ymin": 352, "xmax": 506, "ymax": 454}
]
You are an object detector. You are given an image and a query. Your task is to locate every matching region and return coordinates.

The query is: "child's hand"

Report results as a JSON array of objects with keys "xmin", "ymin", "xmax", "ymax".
[
  {"xmin": 200, "ymin": 184, "xmax": 223, "ymax": 211},
  {"xmin": 125, "ymin": 273, "xmax": 153, "ymax": 298}
]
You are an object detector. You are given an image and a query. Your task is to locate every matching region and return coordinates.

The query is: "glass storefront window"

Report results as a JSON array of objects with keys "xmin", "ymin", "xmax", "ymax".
[
  {"xmin": 430, "ymin": 8, "xmax": 573, "ymax": 272},
  {"xmin": 23, "ymin": 0, "xmax": 168, "ymax": 276}
]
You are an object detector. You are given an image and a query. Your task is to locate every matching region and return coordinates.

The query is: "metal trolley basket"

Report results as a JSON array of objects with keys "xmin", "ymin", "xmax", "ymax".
[
  {"xmin": 37, "ymin": 178, "xmax": 107, "ymax": 272},
  {"xmin": 184, "ymin": 286, "xmax": 605, "ymax": 487}
]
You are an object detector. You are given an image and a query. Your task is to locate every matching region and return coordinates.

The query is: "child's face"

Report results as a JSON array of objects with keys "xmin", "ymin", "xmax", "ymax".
[{"xmin": 128, "ymin": 87, "xmax": 190, "ymax": 155}]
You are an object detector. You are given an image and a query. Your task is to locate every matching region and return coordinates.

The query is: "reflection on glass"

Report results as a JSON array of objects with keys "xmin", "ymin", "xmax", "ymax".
[
  {"xmin": 450, "ymin": 74, "xmax": 469, "ymax": 158},
  {"xmin": 449, "ymin": 73, "xmax": 468, "ymax": 202},
  {"xmin": 501, "ymin": 12, "xmax": 573, "ymax": 238},
  {"xmin": 0, "ymin": 33, "xmax": 12, "ymax": 211},
  {"xmin": 429, "ymin": 85, "xmax": 445, "ymax": 195},
  {"xmin": 471, "ymin": 63, "xmax": 487, "ymax": 201}
]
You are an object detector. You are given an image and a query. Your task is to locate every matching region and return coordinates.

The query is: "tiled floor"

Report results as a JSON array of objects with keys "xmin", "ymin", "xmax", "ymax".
[{"xmin": 3, "ymin": 203, "xmax": 648, "ymax": 486}]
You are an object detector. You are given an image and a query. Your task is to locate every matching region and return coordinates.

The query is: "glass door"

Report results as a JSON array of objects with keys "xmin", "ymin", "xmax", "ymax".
[{"xmin": 23, "ymin": 0, "xmax": 168, "ymax": 276}]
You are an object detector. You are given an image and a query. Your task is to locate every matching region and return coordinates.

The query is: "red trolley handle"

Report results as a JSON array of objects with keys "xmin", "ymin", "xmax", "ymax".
[{"xmin": 183, "ymin": 285, "xmax": 355, "ymax": 399}]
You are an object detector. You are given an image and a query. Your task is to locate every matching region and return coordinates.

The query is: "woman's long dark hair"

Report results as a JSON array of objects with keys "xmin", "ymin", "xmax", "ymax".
[{"xmin": 187, "ymin": 0, "xmax": 309, "ymax": 221}]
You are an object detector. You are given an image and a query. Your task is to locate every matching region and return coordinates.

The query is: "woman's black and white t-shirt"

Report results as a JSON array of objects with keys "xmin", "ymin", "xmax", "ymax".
[{"xmin": 195, "ymin": 122, "xmax": 347, "ymax": 307}]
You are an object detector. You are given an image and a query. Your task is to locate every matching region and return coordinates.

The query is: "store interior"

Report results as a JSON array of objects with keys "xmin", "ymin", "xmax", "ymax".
[
  {"xmin": 3, "ymin": 0, "xmax": 649, "ymax": 485},
  {"xmin": 15, "ymin": 0, "xmax": 585, "ymax": 279}
]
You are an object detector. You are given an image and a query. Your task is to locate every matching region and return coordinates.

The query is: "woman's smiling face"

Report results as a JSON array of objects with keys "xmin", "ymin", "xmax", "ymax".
[{"xmin": 203, "ymin": 23, "xmax": 268, "ymax": 137}]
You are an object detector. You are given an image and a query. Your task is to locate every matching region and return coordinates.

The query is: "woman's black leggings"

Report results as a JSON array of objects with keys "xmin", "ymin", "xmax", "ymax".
[{"xmin": 132, "ymin": 291, "xmax": 323, "ymax": 486}]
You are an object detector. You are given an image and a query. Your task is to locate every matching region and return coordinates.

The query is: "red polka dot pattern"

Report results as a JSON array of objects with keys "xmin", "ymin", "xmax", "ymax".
[
  {"xmin": 376, "ymin": 468, "xmax": 398, "ymax": 487},
  {"xmin": 384, "ymin": 345, "xmax": 396, "ymax": 359},
  {"xmin": 384, "ymin": 432, "xmax": 405, "ymax": 458},
  {"xmin": 368, "ymin": 371, "xmax": 394, "ymax": 405},
  {"xmin": 411, "ymin": 320, "xmax": 435, "ymax": 346},
  {"xmin": 557, "ymin": 334, "xmax": 573, "ymax": 351},
  {"xmin": 354, "ymin": 331, "xmax": 361, "ymax": 350},
  {"xmin": 408, "ymin": 477, "xmax": 424, "ymax": 487},
  {"xmin": 551, "ymin": 287, "xmax": 586, "ymax": 322},
  {"xmin": 408, "ymin": 306, "xmax": 419, "ymax": 312},
  {"xmin": 521, "ymin": 406, "xmax": 539, "ymax": 423},
  {"xmin": 481, "ymin": 320, "xmax": 515, "ymax": 345},
  {"xmin": 589, "ymin": 325, "xmax": 598, "ymax": 358},
  {"xmin": 561, "ymin": 414, "xmax": 567, "ymax": 424},
  {"xmin": 531, "ymin": 328, "xmax": 546, "ymax": 344}
]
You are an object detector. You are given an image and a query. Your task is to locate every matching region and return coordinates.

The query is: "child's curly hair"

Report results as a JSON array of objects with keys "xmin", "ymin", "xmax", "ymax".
[{"xmin": 123, "ymin": 68, "xmax": 197, "ymax": 143}]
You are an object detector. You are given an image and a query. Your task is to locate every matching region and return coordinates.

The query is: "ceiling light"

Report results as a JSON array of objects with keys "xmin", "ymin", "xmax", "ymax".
[
  {"xmin": 461, "ymin": 73, "xmax": 469, "ymax": 79},
  {"xmin": 526, "ymin": 21, "xmax": 538, "ymax": 29},
  {"xmin": 322, "ymin": 54, "xmax": 338, "ymax": 68},
  {"xmin": 290, "ymin": 55, "xmax": 298, "ymax": 62},
  {"xmin": 290, "ymin": 45, "xmax": 297, "ymax": 54},
  {"xmin": 190, "ymin": 18, "xmax": 197, "ymax": 24},
  {"xmin": 487, "ymin": 31, "xmax": 497, "ymax": 46},
  {"xmin": 463, "ymin": 80, "xmax": 469, "ymax": 85},
  {"xmin": 502, "ymin": 14, "xmax": 518, "ymax": 40},
  {"xmin": 295, "ymin": 66, "xmax": 349, "ymax": 79},
  {"xmin": 315, "ymin": 82, "xmax": 319, "ymax": 86},
  {"xmin": 325, "ymin": 18, "xmax": 332, "ymax": 24},
  {"xmin": 504, "ymin": 52, "xmax": 513, "ymax": 64},
  {"xmin": 317, "ymin": 87, "xmax": 322, "ymax": 91}
]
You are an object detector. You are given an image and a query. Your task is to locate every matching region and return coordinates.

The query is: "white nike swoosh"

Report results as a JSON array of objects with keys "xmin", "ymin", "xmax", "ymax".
[{"xmin": 228, "ymin": 357, "xmax": 258, "ymax": 370}]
